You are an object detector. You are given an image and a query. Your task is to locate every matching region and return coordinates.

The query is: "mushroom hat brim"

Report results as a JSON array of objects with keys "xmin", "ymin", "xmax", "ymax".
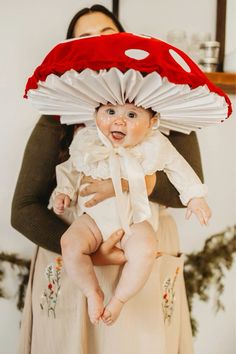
[{"xmin": 25, "ymin": 32, "xmax": 232, "ymax": 134}]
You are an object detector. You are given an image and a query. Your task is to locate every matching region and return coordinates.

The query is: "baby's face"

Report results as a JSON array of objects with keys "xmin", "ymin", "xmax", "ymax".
[{"xmin": 96, "ymin": 103, "xmax": 157, "ymax": 148}]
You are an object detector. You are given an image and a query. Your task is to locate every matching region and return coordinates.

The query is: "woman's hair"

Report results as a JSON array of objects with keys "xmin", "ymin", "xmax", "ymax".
[
  {"xmin": 66, "ymin": 4, "xmax": 125, "ymax": 39},
  {"xmin": 58, "ymin": 5, "xmax": 125, "ymax": 165}
]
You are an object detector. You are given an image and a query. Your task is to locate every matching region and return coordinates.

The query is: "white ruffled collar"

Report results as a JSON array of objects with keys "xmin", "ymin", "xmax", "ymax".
[{"xmin": 69, "ymin": 126, "xmax": 166, "ymax": 177}]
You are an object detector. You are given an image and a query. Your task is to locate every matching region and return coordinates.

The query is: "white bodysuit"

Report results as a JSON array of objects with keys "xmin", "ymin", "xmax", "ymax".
[{"xmin": 53, "ymin": 126, "xmax": 207, "ymax": 240}]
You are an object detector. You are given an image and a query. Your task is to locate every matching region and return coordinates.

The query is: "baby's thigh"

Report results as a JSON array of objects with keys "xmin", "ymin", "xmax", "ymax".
[
  {"xmin": 61, "ymin": 215, "xmax": 102, "ymax": 254},
  {"xmin": 121, "ymin": 221, "xmax": 158, "ymax": 259}
]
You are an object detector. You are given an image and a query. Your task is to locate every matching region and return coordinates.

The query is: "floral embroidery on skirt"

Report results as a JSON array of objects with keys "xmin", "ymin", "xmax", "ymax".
[
  {"xmin": 40, "ymin": 256, "xmax": 63, "ymax": 318},
  {"xmin": 162, "ymin": 266, "xmax": 180, "ymax": 324}
]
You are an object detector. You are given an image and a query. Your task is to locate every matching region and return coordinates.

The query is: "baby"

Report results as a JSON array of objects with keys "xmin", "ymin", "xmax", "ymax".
[{"xmin": 52, "ymin": 103, "xmax": 211, "ymax": 326}]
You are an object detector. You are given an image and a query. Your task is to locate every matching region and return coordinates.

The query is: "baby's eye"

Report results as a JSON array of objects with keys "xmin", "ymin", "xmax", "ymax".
[
  {"xmin": 127, "ymin": 111, "xmax": 137, "ymax": 118},
  {"xmin": 106, "ymin": 108, "xmax": 116, "ymax": 115}
]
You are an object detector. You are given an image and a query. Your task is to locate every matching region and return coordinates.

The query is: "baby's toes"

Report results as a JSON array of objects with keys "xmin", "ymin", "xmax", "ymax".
[
  {"xmin": 105, "ymin": 318, "xmax": 113, "ymax": 326},
  {"xmin": 102, "ymin": 308, "xmax": 112, "ymax": 323}
]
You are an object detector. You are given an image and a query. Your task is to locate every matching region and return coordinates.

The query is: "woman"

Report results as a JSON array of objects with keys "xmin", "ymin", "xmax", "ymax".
[{"xmin": 12, "ymin": 5, "xmax": 202, "ymax": 354}]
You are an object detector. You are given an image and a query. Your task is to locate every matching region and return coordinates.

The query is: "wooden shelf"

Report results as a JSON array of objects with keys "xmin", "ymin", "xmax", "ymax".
[{"xmin": 204, "ymin": 72, "xmax": 236, "ymax": 94}]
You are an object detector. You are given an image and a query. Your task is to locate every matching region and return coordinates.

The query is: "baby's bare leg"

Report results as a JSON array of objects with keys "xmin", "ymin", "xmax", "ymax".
[
  {"xmin": 61, "ymin": 216, "xmax": 103, "ymax": 324},
  {"xmin": 102, "ymin": 221, "xmax": 157, "ymax": 325}
]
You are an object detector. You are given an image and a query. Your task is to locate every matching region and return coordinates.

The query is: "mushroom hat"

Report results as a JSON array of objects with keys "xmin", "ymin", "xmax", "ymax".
[{"xmin": 25, "ymin": 32, "xmax": 232, "ymax": 134}]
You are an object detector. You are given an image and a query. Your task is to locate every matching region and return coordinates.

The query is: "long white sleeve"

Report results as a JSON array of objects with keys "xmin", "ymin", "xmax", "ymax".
[{"xmin": 55, "ymin": 158, "xmax": 82, "ymax": 200}]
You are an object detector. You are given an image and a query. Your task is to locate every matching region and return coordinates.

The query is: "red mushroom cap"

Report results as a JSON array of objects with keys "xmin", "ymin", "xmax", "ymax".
[{"xmin": 24, "ymin": 33, "xmax": 232, "ymax": 132}]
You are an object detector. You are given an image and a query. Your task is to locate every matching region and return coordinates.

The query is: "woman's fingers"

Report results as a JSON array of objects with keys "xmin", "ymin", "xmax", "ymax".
[
  {"xmin": 80, "ymin": 176, "xmax": 98, "ymax": 196},
  {"xmin": 80, "ymin": 184, "xmax": 98, "ymax": 196},
  {"xmin": 91, "ymin": 229, "xmax": 126, "ymax": 266},
  {"xmin": 82, "ymin": 192, "xmax": 108, "ymax": 208},
  {"xmin": 80, "ymin": 176, "xmax": 96, "ymax": 184},
  {"xmin": 84, "ymin": 199, "xmax": 97, "ymax": 207},
  {"xmin": 102, "ymin": 229, "xmax": 124, "ymax": 253},
  {"xmin": 80, "ymin": 178, "xmax": 114, "ymax": 205}
]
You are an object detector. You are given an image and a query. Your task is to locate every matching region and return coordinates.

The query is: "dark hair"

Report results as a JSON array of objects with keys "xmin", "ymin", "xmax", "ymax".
[
  {"xmin": 58, "ymin": 5, "xmax": 125, "ymax": 165},
  {"xmin": 66, "ymin": 4, "xmax": 125, "ymax": 39}
]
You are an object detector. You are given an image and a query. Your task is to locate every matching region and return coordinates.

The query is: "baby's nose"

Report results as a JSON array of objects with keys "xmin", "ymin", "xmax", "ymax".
[{"xmin": 114, "ymin": 116, "xmax": 126, "ymax": 124}]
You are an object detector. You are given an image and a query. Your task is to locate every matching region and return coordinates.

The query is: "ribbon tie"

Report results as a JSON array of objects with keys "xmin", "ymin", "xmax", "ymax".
[{"xmin": 78, "ymin": 128, "xmax": 151, "ymax": 234}]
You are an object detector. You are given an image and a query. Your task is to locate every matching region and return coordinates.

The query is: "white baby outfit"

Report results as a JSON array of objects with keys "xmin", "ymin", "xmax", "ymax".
[{"xmin": 53, "ymin": 126, "xmax": 207, "ymax": 238}]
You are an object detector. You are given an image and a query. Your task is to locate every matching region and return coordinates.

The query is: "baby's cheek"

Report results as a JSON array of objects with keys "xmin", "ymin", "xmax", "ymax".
[
  {"xmin": 130, "ymin": 120, "xmax": 141, "ymax": 128},
  {"xmin": 96, "ymin": 117, "xmax": 111, "ymax": 132},
  {"xmin": 130, "ymin": 122, "xmax": 148, "ymax": 136},
  {"xmin": 98, "ymin": 115, "xmax": 109, "ymax": 123}
]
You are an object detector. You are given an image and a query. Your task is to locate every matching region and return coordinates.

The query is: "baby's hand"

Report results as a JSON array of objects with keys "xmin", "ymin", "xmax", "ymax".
[
  {"xmin": 53, "ymin": 193, "xmax": 71, "ymax": 215},
  {"xmin": 185, "ymin": 197, "xmax": 212, "ymax": 226}
]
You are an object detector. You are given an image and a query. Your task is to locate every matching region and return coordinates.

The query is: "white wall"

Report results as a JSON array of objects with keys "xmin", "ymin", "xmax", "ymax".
[
  {"xmin": 120, "ymin": 0, "xmax": 216, "ymax": 41},
  {"xmin": 0, "ymin": 1, "xmax": 235, "ymax": 354}
]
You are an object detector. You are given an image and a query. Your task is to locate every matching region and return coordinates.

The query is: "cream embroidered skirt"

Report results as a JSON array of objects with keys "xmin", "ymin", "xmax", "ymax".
[{"xmin": 18, "ymin": 207, "xmax": 194, "ymax": 354}]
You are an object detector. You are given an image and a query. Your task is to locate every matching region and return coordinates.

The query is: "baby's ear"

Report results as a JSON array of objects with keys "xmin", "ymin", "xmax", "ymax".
[
  {"xmin": 150, "ymin": 117, "xmax": 158, "ymax": 129},
  {"xmin": 151, "ymin": 116, "xmax": 157, "ymax": 125},
  {"xmin": 150, "ymin": 112, "xmax": 160, "ymax": 129}
]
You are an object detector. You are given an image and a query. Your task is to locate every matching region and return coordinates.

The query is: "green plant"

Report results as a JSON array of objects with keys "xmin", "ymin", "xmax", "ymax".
[
  {"xmin": 184, "ymin": 225, "xmax": 236, "ymax": 335},
  {"xmin": 0, "ymin": 252, "xmax": 30, "ymax": 311}
]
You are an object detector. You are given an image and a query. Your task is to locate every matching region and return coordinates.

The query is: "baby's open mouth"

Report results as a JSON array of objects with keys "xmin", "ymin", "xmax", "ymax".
[{"xmin": 111, "ymin": 131, "xmax": 126, "ymax": 140}]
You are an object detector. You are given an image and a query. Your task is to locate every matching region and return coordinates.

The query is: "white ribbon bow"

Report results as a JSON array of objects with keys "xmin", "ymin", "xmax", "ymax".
[{"xmin": 83, "ymin": 128, "xmax": 151, "ymax": 234}]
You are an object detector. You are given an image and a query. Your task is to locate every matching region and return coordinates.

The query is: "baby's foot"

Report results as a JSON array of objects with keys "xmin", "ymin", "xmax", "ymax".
[
  {"xmin": 87, "ymin": 288, "xmax": 104, "ymax": 325},
  {"xmin": 102, "ymin": 296, "xmax": 124, "ymax": 326}
]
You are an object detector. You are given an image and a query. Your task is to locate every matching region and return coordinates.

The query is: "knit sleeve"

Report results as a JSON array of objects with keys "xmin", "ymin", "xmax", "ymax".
[
  {"xmin": 11, "ymin": 115, "xmax": 69, "ymax": 254},
  {"xmin": 149, "ymin": 131, "xmax": 204, "ymax": 208}
]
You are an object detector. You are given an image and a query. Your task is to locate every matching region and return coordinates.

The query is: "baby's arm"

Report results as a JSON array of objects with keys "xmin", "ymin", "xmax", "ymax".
[{"xmin": 186, "ymin": 197, "xmax": 212, "ymax": 225}]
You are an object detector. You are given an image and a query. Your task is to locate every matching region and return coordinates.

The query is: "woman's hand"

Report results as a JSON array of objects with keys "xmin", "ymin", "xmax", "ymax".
[
  {"xmin": 61, "ymin": 213, "xmax": 126, "ymax": 266},
  {"xmin": 91, "ymin": 229, "xmax": 126, "ymax": 266},
  {"xmin": 80, "ymin": 176, "xmax": 129, "ymax": 207}
]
